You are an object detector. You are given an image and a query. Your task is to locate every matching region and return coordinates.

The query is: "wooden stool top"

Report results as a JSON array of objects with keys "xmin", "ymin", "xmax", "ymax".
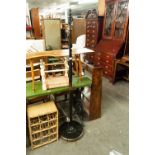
[{"xmin": 27, "ymin": 101, "xmax": 57, "ymax": 118}]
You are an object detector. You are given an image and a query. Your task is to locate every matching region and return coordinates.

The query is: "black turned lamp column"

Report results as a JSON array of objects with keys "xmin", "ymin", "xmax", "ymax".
[{"xmin": 59, "ymin": 9, "xmax": 83, "ymax": 141}]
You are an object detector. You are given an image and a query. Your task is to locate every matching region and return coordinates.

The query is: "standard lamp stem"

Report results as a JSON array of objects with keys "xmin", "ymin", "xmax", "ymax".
[{"xmin": 68, "ymin": 9, "xmax": 73, "ymax": 121}]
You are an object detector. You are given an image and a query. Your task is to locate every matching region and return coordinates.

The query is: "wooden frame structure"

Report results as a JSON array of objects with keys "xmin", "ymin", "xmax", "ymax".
[
  {"xmin": 26, "ymin": 48, "xmax": 94, "ymax": 92},
  {"xmin": 27, "ymin": 101, "xmax": 58, "ymax": 149}
]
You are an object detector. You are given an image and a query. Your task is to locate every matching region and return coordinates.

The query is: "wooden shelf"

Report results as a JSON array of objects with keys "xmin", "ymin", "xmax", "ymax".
[
  {"xmin": 31, "ymin": 125, "xmax": 57, "ymax": 134},
  {"xmin": 30, "ymin": 118, "xmax": 57, "ymax": 127},
  {"xmin": 32, "ymin": 132, "xmax": 57, "ymax": 142}
]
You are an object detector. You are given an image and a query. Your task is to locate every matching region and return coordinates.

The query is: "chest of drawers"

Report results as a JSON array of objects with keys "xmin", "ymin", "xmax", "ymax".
[
  {"xmin": 85, "ymin": 10, "xmax": 103, "ymax": 63},
  {"xmin": 93, "ymin": 39, "xmax": 124, "ymax": 81}
]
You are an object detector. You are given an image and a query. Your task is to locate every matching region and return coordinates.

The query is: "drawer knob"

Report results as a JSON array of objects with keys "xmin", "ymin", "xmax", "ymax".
[
  {"xmin": 106, "ymin": 60, "xmax": 109, "ymax": 63},
  {"xmin": 105, "ymin": 66, "xmax": 108, "ymax": 68},
  {"xmin": 105, "ymin": 71, "xmax": 108, "ymax": 74}
]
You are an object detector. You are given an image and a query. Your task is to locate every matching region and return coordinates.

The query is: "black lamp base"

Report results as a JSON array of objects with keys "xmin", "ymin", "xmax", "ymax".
[{"xmin": 59, "ymin": 121, "xmax": 83, "ymax": 141}]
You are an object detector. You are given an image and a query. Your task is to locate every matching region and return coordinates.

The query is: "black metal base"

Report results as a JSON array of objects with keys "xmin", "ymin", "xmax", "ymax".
[{"xmin": 59, "ymin": 121, "xmax": 83, "ymax": 141}]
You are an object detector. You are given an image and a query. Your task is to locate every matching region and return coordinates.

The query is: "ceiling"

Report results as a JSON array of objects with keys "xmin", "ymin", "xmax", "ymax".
[{"xmin": 27, "ymin": 0, "xmax": 98, "ymax": 16}]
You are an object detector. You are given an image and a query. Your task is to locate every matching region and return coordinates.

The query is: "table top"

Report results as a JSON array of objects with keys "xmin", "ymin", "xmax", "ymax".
[
  {"xmin": 26, "ymin": 48, "xmax": 94, "ymax": 60},
  {"xmin": 26, "ymin": 76, "xmax": 92, "ymax": 99}
]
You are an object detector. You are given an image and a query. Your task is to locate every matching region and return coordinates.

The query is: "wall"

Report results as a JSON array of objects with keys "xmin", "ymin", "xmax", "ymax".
[{"xmin": 98, "ymin": 0, "xmax": 105, "ymax": 16}]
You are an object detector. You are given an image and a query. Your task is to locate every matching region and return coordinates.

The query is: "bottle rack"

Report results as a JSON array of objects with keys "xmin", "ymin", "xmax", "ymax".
[{"xmin": 27, "ymin": 101, "xmax": 58, "ymax": 149}]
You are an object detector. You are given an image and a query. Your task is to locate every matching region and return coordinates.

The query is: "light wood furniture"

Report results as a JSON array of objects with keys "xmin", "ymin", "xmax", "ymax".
[
  {"xmin": 30, "ymin": 8, "xmax": 41, "ymax": 39},
  {"xmin": 27, "ymin": 101, "xmax": 58, "ymax": 149},
  {"xmin": 40, "ymin": 58, "xmax": 69, "ymax": 90},
  {"xmin": 26, "ymin": 48, "xmax": 94, "ymax": 91},
  {"xmin": 26, "ymin": 48, "xmax": 94, "ymax": 60},
  {"xmin": 42, "ymin": 19, "xmax": 61, "ymax": 50},
  {"xmin": 26, "ymin": 57, "xmax": 50, "ymax": 104}
]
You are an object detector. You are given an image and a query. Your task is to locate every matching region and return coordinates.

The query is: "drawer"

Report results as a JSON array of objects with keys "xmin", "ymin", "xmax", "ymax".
[
  {"xmin": 103, "ymin": 69, "xmax": 113, "ymax": 77},
  {"xmin": 91, "ymin": 34, "xmax": 96, "ymax": 38},
  {"xmin": 102, "ymin": 58, "xmax": 113, "ymax": 66},
  {"xmin": 91, "ymin": 44, "xmax": 96, "ymax": 48},
  {"xmin": 86, "ymin": 29, "xmax": 96, "ymax": 34},
  {"xmin": 95, "ymin": 61, "xmax": 102, "ymax": 67},
  {"xmin": 91, "ymin": 39, "xmax": 96, "ymax": 44},
  {"xmin": 86, "ymin": 38, "xmax": 90, "ymax": 42},
  {"xmin": 102, "ymin": 64, "xmax": 113, "ymax": 71},
  {"xmin": 86, "ymin": 34, "xmax": 96, "ymax": 40},
  {"xmin": 90, "ymin": 54, "xmax": 94, "ymax": 59},
  {"xmin": 101, "ymin": 53, "xmax": 114, "ymax": 59},
  {"xmin": 94, "ymin": 56, "xmax": 101, "ymax": 61},
  {"xmin": 86, "ymin": 21, "xmax": 91, "ymax": 25},
  {"xmin": 86, "ymin": 43, "xmax": 95, "ymax": 48}
]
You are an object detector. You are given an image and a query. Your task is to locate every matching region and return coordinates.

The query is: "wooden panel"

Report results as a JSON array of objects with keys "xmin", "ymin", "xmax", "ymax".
[
  {"xmin": 42, "ymin": 19, "xmax": 61, "ymax": 50},
  {"xmin": 89, "ymin": 68, "xmax": 102, "ymax": 120},
  {"xmin": 30, "ymin": 8, "xmax": 41, "ymax": 39},
  {"xmin": 72, "ymin": 18, "xmax": 86, "ymax": 43}
]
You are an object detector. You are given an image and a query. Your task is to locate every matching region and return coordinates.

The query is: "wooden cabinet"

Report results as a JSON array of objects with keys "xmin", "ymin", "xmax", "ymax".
[
  {"xmin": 72, "ymin": 18, "xmax": 86, "ymax": 43},
  {"xmin": 30, "ymin": 8, "xmax": 41, "ymax": 39},
  {"xmin": 94, "ymin": 0, "xmax": 129, "ymax": 81},
  {"xmin": 85, "ymin": 9, "xmax": 103, "ymax": 64}
]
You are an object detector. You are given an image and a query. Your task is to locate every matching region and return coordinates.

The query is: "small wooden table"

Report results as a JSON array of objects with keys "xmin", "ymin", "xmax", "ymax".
[{"xmin": 113, "ymin": 56, "xmax": 129, "ymax": 83}]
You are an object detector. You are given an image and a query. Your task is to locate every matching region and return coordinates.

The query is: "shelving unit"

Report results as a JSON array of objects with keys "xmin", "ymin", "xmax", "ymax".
[{"xmin": 27, "ymin": 101, "xmax": 58, "ymax": 149}]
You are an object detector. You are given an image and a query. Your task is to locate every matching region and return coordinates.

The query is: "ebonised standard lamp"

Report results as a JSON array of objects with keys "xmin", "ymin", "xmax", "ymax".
[{"xmin": 59, "ymin": 9, "xmax": 83, "ymax": 141}]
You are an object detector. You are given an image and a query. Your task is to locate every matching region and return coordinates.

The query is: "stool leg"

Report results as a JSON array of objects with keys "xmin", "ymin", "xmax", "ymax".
[
  {"xmin": 78, "ymin": 55, "xmax": 82, "ymax": 80},
  {"xmin": 74, "ymin": 56, "xmax": 79, "ymax": 76}
]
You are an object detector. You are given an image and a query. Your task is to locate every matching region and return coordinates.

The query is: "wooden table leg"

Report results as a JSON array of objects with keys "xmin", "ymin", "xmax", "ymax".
[{"xmin": 112, "ymin": 60, "xmax": 117, "ymax": 84}]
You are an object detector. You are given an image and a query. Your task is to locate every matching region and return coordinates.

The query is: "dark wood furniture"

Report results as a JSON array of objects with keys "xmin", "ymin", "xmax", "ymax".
[
  {"xmin": 112, "ymin": 23, "xmax": 129, "ymax": 83},
  {"xmin": 72, "ymin": 18, "xmax": 86, "ymax": 43},
  {"xmin": 30, "ymin": 8, "xmax": 41, "ymax": 39},
  {"xmin": 86, "ymin": 0, "xmax": 129, "ymax": 82},
  {"xmin": 85, "ymin": 9, "xmax": 103, "ymax": 63},
  {"xmin": 112, "ymin": 55, "xmax": 129, "ymax": 83},
  {"xmin": 81, "ymin": 62, "xmax": 103, "ymax": 120}
]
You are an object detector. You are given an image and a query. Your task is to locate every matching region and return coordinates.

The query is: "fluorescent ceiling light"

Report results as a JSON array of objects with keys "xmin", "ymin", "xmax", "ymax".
[{"xmin": 78, "ymin": 0, "xmax": 98, "ymax": 4}]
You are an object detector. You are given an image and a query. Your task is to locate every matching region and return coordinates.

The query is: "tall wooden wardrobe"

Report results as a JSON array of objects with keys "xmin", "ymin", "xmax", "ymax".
[{"xmin": 86, "ymin": 0, "xmax": 129, "ymax": 81}]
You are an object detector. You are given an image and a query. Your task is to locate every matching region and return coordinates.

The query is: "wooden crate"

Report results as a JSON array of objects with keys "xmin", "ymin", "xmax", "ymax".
[{"xmin": 27, "ymin": 101, "xmax": 58, "ymax": 149}]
